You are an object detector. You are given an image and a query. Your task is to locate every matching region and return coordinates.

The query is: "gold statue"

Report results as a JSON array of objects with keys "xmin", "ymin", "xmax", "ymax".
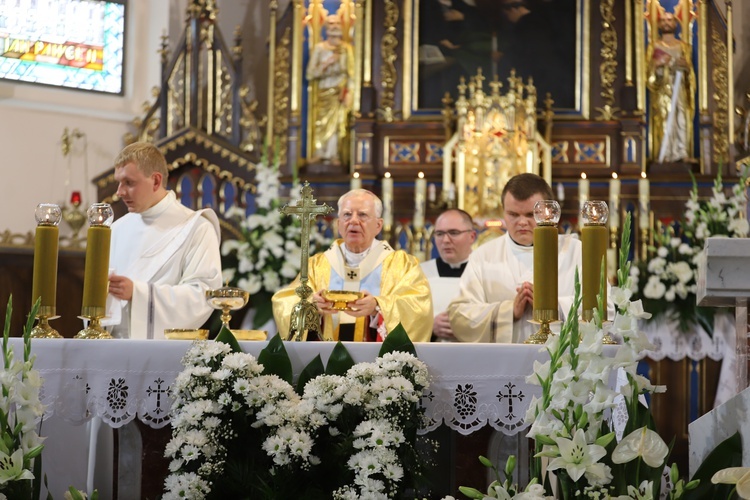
[
  {"xmin": 306, "ymin": 14, "xmax": 353, "ymax": 166},
  {"xmin": 646, "ymin": 4, "xmax": 695, "ymax": 163}
]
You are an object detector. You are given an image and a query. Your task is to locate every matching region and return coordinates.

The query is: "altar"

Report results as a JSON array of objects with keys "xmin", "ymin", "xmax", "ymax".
[{"xmin": 20, "ymin": 338, "xmax": 562, "ymax": 498}]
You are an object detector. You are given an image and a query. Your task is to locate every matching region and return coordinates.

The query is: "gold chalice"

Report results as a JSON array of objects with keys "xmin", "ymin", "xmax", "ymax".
[
  {"xmin": 322, "ymin": 290, "xmax": 363, "ymax": 311},
  {"xmin": 207, "ymin": 287, "xmax": 250, "ymax": 331}
]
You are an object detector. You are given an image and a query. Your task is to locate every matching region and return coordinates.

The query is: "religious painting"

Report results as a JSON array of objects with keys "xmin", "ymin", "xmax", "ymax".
[{"xmin": 405, "ymin": 0, "xmax": 586, "ymax": 118}]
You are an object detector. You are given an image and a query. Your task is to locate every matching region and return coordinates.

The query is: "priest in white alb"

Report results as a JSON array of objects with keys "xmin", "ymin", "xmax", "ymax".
[
  {"xmin": 105, "ymin": 142, "xmax": 223, "ymax": 339},
  {"xmin": 421, "ymin": 208, "xmax": 476, "ymax": 341},
  {"xmin": 449, "ymin": 173, "xmax": 588, "ymax": 343},
  {"xmin": 272, "ymin": 189, "xmax": 433, "ymax": 342}
]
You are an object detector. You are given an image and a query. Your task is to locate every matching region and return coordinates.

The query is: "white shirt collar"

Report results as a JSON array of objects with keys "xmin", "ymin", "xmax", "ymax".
[{"xmin": 140, "ymin": 191, "xmax": 174, "ymax": 222}]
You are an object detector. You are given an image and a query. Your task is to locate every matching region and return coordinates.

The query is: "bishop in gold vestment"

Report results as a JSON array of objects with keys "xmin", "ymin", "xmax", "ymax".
[{"xmin": 272, "ymin": 190, "xmax": 432, "ymax": 342}]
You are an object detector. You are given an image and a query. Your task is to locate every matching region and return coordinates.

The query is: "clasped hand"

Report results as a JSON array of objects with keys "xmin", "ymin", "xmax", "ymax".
[{"xmin": 514, "ymin": 281, "xmax": 534, "ymax": 320}]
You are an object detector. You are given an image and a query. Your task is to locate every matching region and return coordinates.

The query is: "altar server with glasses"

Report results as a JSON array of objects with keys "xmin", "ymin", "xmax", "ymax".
[{"xmin": 421, "ymin": 209, "xmax": 476, "ymax": 341}]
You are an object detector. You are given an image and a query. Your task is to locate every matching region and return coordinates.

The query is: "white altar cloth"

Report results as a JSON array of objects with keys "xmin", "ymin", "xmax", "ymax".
[{"xmin": 16, "ymin": 339, "xmax": 562, "ymax": 437}]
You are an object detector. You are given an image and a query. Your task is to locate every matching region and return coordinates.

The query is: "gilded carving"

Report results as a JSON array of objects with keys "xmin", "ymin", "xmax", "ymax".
[
  {"xmin": 378, "ymin": 0, "xmax": 399, "ymax": 122},
  {"xmin": 274, "ymin": 28, "xmax": 292, "ymax": 167},
  {"xmin": 711, "ymin": 26, "xmax": 728, "ymax": 164},
  {"xmin": 597, "ymin": 0, "xmax": 618, "ymax": 120}
]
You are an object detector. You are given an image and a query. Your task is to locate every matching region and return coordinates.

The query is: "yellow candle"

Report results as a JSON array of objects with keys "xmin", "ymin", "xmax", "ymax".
[
  {"xmin": 639, "ymin": 173, "xmax": 650, "ymax": 229},
  {"xmin": 581, "ymin": 224, "xmax": 608, "ymax": 320},
  {"xmin": 82, "ymin": 225, "xmax": 111, "ymax": 314},
  {"xmin": 533, "ymin": 225, "xmax": 558, "ymax": 313},
  {"xmin": 32, "ymin": 225, "xmax": 59, "ymax": 311},
  {"xmin": 350, "ymin": 172, "xmax": 362, "ymax": 190},
  {"xmin": 414, "ymin": 172, "xmax": 426, "ymax": 230}
]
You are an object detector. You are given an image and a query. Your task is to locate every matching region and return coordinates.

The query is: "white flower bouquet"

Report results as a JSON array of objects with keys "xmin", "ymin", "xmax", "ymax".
[
  {"xmin": 632, "ymin": 170, "xmax": 748, "ymax": 334},
  {"xmin": 163, "ymin": 325, "xmax": 430, "ymax": 499},
  {"xmin": 0, "ymin": 298, "xmax": 45, "ymax": 500},
  {"xmin": 458, "ymin": 215, "xmax": 698, "ymax": 499},
  {"xmin": 221, "ymin": 150, "xmax": 331, "ymax": 329}
]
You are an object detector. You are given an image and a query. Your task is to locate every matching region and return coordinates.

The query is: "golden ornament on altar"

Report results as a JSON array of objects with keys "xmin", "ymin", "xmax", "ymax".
[
  {"xmin": 279, "ymin": 182, "xmax": 334, "ymax": 341},
  {"xmin": 231, "ymin": 330, "xmax": 267, "ymax": 341},
  {"xmin": 164, "ymin": 329, "xmax": 210, "ymax": 340},
  {"xmin": 322, "ymin": 290, "xmax": 363, "ymax": 311},
  {"xmin": 206, "ymin": 287, "xmax": 250, "ymax": 331}
]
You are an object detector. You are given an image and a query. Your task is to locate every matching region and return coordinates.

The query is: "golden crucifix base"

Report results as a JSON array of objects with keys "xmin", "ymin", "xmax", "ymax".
[
  {"xmin": 525, "ymin": 309, "xmax": 558, "ymax": 345},
  {"xmin": 30, "ymin": 314, "xmax": 62, "ymax": 339},
  {"xmin": 287, "ymin": 282, "xmax": 331, "ymax": 342}
]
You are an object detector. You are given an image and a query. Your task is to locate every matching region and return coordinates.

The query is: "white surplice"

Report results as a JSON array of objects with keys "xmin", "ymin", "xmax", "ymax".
[
  {"xmin": 448, "ymin": 233, "xmax": 583, "ymax": 343},
  {"xmin": 421, "ymin": 258, "xmax": 464, "ymax": 318},
  {"xmin": 105, "ymin": 191, "xmax": 223, "ymax": 339}
]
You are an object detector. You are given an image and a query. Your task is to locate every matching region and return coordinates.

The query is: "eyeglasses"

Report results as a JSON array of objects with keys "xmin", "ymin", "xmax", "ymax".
[{"xmin": 434, "ymin": 229, "xmax": 473, "ymax": 239}]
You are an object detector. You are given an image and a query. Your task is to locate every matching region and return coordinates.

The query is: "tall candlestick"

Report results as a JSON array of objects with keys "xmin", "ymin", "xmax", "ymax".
[
  {"xmin": 526, "ymin": 200, "xmax": 561, "ymax": 344},
  {"xmin": 532, "ymin": 201, "xmax": 561, "ymax": 315},
  {"xmin": 382, "ymin": 172, "xmax": 394, "ymax": 228},
  {"xmin": 77, "ymin": 203, "xmax": 114, "ymax": 339},
  {"xmin": 609, "ymin": 173, "xmax": 620, "ymax": 230},
  {"xmin": 428, "ymin": 183, "xmax": 436, "ymax": 203},
  {"xmin": 581, "ymin": 201, "xmax": 609, "ymax": 321},
  {"xmin": 32, "ymin": 205, "xmax": 62, "ymax": 313},
  {"xmin": 82, "ymin": 225, "xmax": 111, "ymax": 315},
  {"xmin": 578, "ymin": 173, "xmax": 589, "ymax": 215},
  {"xmin": 350, "ymin": 172, "xmax": 362, "ymax": 190},
  {"xmin": 442, "ymin": 147, "xmax": 452, "ymax": 201},
  {"xmin": 31, "ymin": 204, "xmax": 63, "ymax": 338},
  {"xmin": 639, "ymin": 172, "xmax": 650, "ymax": 230},
  {"xmin": 414, "ymin": 172, "xmax": 426, "ymax": 230}
]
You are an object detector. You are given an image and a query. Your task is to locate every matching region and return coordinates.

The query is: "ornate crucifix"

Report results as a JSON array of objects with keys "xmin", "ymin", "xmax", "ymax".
[{"xmin": 280, "ymin": 182, "xmax": 333, "ymax": 341}]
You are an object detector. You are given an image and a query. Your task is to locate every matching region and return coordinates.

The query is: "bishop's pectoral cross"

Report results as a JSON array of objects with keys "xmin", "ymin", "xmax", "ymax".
[{"xmin": 280, "ymin": 182, "xmax": 333, "ymax": 341}]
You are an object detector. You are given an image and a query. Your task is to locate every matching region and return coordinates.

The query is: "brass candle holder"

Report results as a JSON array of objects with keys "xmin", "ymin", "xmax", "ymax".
[
  {"xmin": 76, "ymin": 203, "xmax": 114, "ymax": 339},
  {"xmin": 76, "ymin": 306, "xmax": 111, "ymax": 339},
  {"xmin": 525, "ymin": 200, "xmax": 561, "ymax": 345},
  {"xmin": 31, "ymin": 307, "xmax": 62, "ymax": 339},
  {"xmin": 207, "ymin": 287, "xmax": 249, "ymax": 332},
  {"xmin": 31, "ymin": 203, "xmax": 63, "ymax": 339}
]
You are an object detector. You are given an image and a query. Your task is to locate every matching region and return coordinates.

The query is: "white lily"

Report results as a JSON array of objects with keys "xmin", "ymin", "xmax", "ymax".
[
  {"xmin": 544, "ymin": 428, "xmax": 607, "ymax": 482},
  {"xmin": 0, "ymin": 448, "xmax": 34, "ymax": 485},
  {"xmin": 611, "ymin": 427, "xmax": 668, "ymax": 468},
  {"xmin": 711, "ymin": 467, "xmax": 750, "ymax": 499}
]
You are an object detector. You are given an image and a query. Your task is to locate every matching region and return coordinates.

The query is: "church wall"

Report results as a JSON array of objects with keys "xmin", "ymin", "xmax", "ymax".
[{"xmin": 0, "ymin": 1, "xmax": 169, "ymax": 237}]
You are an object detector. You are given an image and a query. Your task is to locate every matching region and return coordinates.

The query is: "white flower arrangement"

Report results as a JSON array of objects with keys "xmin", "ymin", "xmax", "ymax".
[
  {"xmin": 221, "ymin": 152, "xmax": 331, "ymax": 328},
  {"xmin": 0, "ymin": 299, "xmax": 45, "ymax": 500},
  {"xmin": 163, "ymin": 332, "xmax": 430, "ymax": 499},
  {"xmin": 458, "ymin": 215, "xmax": 697, "ymax": 499},
  {"xmin": 631, "ymin": 170, "xmax": 748, "ymax": 334}
]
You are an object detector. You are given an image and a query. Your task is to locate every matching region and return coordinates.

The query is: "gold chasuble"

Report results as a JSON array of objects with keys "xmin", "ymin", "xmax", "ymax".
[{"xmin": 272, "ymin": 239, "xmax": 432, "ymax": 342}]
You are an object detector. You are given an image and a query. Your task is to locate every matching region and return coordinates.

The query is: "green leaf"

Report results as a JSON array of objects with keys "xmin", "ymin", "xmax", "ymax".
[
  {"xmin": 214, "ymin": 325, "xmax": 242, "ymax": 353},
  {"xmin": 325, "ymin": 342, "xmax": 355, "ymax": 376},
  {"xmin": 258, "ymin": 333, "xmax": 293, "ymax": 385},
  {"xmin": 296, "ymin": 354, "xmax": 325, "ymax": 394},
  {"xmin": 684, "ymin": 431, "xmax": 742, "ymax": 500},
  {"xmin": 378, "ymin": 323, "xmax": 416, "ymax": 357}
]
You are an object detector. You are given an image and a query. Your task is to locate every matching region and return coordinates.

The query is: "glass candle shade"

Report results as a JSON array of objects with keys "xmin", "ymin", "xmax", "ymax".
[
  {"xmin": 81, "ymin": 204, "xmax": 113, "ymax": 316},
  {"xmin": 31, "ymin": 204, "xmax": 62, "ymax": 314},
  {"xmin": 533, "ymin": 200, "xmax": 560, "ymax": 315},
  {"xmin": 581, "ymin": 201, "xmax": 609, "ymax": 320}
]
